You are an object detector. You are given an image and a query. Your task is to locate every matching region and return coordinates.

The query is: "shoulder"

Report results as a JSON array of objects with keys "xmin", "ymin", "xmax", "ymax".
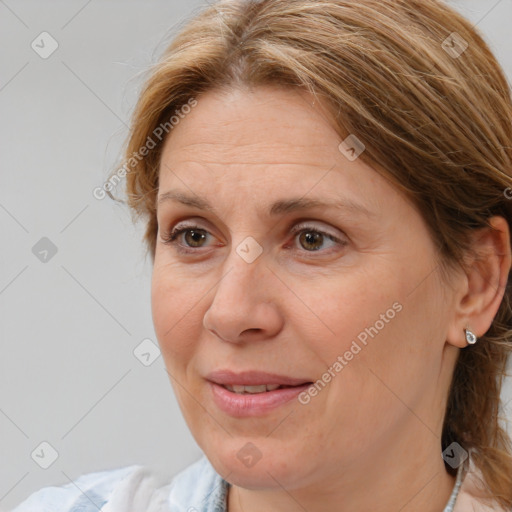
[
  {"xmin": 11, "ymin": 464, "xmax": 162, "ymax": 512},
  {"xmin": 453, "ymin": 455, "xmax": 512, "ymax": 512},
  {"xmin": 11, "ymin": 456, "xmax": 229, "ymax": 512}
]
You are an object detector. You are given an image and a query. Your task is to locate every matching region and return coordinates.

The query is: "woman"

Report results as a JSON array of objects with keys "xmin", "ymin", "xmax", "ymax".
[{"xmin": 13, "ymin": 0, "xmax": 512, "ymax": 510}]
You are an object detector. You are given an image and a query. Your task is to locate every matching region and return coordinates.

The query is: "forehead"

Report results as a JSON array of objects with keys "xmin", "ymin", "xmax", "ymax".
[
  {"xmin": 157, "ymin": 85, "xmax": 393, "ymax": 215},
  {"xmin": 160, "ymin": 85, "xmax": 342, "ymax": 165}
]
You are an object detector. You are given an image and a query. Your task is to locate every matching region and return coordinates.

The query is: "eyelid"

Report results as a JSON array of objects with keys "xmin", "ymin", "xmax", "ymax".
[
  {"xmin": 161, "ymin": 218, "xmax": 347, "ymax": 255},
  {"xmin": 160, "ymin": 222, "xmax": 212, "ymax": 246},
  {"xmin": 288, "ymin": 220, "xmax": 342, "ymax": 239},
  {"xmin": 164, "ymin": 219, "xmax": 343, "ymax": 241}
]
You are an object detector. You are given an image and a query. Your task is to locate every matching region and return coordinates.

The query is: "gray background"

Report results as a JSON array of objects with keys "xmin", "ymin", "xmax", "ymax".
[{"xmin": 1, "ymin": 0, "xmax": 511, "ymax": 509}]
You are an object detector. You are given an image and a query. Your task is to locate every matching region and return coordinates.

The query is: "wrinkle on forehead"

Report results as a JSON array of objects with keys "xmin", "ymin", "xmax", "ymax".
[{"xmin": 160, "ymin": 85, "xmax": 343, "ymax": 167}]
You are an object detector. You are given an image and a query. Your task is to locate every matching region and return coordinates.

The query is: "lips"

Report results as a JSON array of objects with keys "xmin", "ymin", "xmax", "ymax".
[
  {"xmin": 206, "ymin": 370, "xmax": 313, "ymax": 416},
  {"xmin": 206, "ymin": 369, "xmax": 312, "ymax": 387},
  {"xmin": 224, "ymin": 383, "xmax": 288, "ymax": 394}
]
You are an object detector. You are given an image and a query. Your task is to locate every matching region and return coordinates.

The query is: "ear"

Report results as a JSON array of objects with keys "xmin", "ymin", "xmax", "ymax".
[{"xmin": 446, "ymin": 216, "xmax": 512, "ymax": 348}]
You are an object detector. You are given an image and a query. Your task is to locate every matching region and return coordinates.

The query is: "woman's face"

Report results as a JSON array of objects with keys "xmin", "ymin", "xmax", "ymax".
[{"xmin": 152, "ymin": 85, "xmax": 460, "ymax": 491}]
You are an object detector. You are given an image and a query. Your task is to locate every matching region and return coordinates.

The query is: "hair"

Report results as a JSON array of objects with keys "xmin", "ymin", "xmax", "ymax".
[{"xmin": 116, "ymin": 0, "xmax": 512, "ymax": 506}]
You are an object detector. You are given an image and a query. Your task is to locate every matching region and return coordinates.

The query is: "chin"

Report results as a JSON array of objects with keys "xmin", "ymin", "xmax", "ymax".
[{"xmin": 203, "ymin": 436, "xmax": 304, "ymax": 489}]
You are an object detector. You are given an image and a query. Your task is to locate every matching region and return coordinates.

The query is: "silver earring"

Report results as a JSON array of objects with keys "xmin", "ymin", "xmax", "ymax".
[{"xmin": 465, "ymin": 328, "xmax": 477, "ymax": 345}]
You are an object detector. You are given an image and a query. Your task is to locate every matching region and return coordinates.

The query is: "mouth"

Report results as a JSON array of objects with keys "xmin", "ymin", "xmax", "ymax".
[
  {"xmin": 206, "ymin": 370, "xmax": 314, "ymax": 417},
  {"xmin": 221, "ymin": 383, "xmax": 309, "ymax": 394},
  {"xmin": 206, "ymin": 369, "xmax": 312, "ymax": 387}
]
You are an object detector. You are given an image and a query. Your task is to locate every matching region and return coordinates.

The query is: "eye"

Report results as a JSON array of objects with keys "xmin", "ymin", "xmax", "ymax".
[
  {"xmin": 288, "ymin": 223, "xmax": 346, "ymax": 253},
  {"xmin": 160, "ymin": 222, "xmax": 347, "ymax": 255},
  {"xmin": 160, "ymin": 224, "xmax": 212, "ymax": 253}
]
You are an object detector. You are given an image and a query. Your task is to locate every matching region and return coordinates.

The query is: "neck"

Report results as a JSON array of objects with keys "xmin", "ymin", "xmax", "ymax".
[{"xmin": 227, "ymin": 422, "xmax": 456, "ymax": 512}]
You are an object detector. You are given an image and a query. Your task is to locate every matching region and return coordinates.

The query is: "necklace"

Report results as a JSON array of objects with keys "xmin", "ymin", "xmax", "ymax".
[{"xmin": 442, "ymin": 463, "xmax": 466, "ymax": 512}]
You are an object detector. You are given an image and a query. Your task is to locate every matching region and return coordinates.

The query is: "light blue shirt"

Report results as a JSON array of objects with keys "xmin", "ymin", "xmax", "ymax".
[
  {"xmin": 11, "ymin": 454, "xmax": 465, "ymax": 511},
  {"xmin": 11, "ymin": 456, "xmax": 229, "ymax": 512}
]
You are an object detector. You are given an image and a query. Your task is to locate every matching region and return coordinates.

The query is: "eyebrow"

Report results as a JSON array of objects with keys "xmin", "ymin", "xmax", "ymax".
[{"xmin": 157, "ymin": 190, "xmax": 374, "ymax": 218}]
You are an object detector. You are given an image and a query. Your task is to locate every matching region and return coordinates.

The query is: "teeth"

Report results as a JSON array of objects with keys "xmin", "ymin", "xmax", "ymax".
[{"xmin": 224, "ymin": 384, "xmax": 282, "ymax": 394}]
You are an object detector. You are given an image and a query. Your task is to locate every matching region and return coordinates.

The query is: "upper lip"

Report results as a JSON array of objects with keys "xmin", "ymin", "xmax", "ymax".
[{"xmin": 206, "ymin": 369, "xmax": 312, "ymax": 387}]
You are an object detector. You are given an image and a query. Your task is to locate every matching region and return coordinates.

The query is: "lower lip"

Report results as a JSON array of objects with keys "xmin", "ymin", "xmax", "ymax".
[{"xmin": 209, "ymin": 381, "xmax": 312, "ymax": 417}]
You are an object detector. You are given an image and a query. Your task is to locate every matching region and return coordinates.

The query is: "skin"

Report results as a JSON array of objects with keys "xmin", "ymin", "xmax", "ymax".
[{"xmin": 151, "ymin": 84, "xmax": 511, "ymax": 512}]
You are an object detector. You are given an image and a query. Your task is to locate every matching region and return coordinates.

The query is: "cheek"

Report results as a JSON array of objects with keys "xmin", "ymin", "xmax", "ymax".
[
  {"xmin": 151, "ymin": 266, "xmax": 202, "ymax": 363},
  {"xmin": 302, "ymin": 267, "xmax": 434, "ymax": 396},
  {"xmin": 321, "ymin": 279, "xmax": 449, "ymax": 428},
  {"xmin": 301, "ymin": 271, "xmax": 399, "ymax": 352}
]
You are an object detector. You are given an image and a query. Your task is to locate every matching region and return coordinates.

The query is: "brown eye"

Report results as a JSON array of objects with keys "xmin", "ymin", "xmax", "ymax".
[
  {"xmin": 298, "ymin": 231, "xmax": 325, "ymax": 251},
  {"xmin": 291, "ymin": 224, "xmax": 345, "ymax": 253},
  {"xmin": 161, "ymin": 225, "xmax": 212, "ymax": 252},
  {"xmin": 182, "ymin": 228, "xmax": 208, "ymax": 247}
]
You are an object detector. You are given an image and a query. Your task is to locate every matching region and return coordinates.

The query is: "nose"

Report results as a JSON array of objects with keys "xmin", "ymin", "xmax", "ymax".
[{"xmin": 202, "ymin": 247, "xmax": 283, "ymax": 344}]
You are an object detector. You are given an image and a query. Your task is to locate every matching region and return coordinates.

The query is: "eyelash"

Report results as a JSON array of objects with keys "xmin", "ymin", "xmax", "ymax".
[{"xmin": 160, "ymin": 223, "xmax": 347, "ymax": 256}]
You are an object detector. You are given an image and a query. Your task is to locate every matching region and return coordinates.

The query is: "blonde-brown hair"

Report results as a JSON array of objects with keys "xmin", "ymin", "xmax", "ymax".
[{"xmin": 118, "ymin": 0, "xmax": 512, "ymax": 506}]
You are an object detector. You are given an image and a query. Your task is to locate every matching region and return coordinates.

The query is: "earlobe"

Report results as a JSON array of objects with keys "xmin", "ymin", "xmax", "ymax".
[{"xmin": 446, "ymin": 215, "xmax": 511, "ymax": 349}]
